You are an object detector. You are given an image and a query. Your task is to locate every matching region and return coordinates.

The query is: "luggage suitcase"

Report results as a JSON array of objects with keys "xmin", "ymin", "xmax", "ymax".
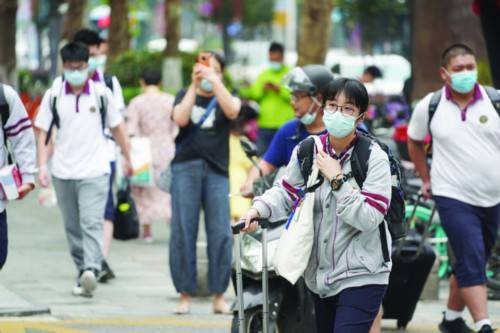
[
  {"xmin": 113, "ymin": 180, "xmax": 140, "ymax": 240},
  {"xmin": 382, "ymin": 195, "xmax": 437, "ymax": 329},
  {"xmin": 232, "ymin": 219, "xmax": 270, "ymax": 333}
]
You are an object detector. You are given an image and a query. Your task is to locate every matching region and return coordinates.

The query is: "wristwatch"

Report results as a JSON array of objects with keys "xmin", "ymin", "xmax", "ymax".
[{"xmin": 330, "ymin": 174, "xmax": 344, "ymax": 191}]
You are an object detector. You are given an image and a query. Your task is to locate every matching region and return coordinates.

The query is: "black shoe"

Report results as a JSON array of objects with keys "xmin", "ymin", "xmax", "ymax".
[
  {"xmin": 477, "ymin": 324, "xmax": 496, "ymax": 333},
  {"xmin": 98, "ymin": 260, "xmax": 115, "ymax": 283},
  {"xmin": 439, "ymin": 314, "xmax": 474, "ymax": 333}
]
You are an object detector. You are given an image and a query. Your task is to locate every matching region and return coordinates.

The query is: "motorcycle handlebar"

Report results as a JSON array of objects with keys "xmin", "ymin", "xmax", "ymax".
[{"xmin": 231, "ymin": 219, "xmax": 269, "ymax": 234}]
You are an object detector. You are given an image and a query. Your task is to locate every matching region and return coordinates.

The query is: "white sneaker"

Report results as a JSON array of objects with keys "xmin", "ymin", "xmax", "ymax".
[
  {"xmin": 79, "ymin": 270, "xmax": 97, "ymax": 297},
  {"xmin": 72, "ymin": 282, "xmax": 92, "ymax": 297}
]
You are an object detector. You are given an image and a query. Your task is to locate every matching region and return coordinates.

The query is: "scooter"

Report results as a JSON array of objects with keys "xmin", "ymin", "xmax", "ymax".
[{"xmin": 230, "ymin": 138, "xmax": 316, "ymax": 333}]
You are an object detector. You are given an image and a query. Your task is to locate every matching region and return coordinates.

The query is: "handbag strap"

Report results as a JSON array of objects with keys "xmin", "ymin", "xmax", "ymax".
[
  {"xmin": 176, "ymin": 96, "xmax": 218, "ymax": 152},
  {"xmin": 305, "ymin": 136, "xmax": 323, "ymax": 189}
]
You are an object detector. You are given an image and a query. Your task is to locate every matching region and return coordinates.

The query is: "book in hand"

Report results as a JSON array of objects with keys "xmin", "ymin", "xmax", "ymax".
[{"xmin": 0, "ymin": 164, "xmax": 22, "ymax": 200}]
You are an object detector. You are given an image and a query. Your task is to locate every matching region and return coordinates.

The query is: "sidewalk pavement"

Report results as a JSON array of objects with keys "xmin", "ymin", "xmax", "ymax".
[{"xmin": 0, "ymin": 191, "xmax": 498, "ymax": 332}]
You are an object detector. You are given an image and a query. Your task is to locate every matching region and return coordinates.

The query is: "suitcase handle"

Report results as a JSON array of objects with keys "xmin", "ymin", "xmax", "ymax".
[{"xmin": 232, "ymin": 219, "xmax": 269, "ymax": 234}]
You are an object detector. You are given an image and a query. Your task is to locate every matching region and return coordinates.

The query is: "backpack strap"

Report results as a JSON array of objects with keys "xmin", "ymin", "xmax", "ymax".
[
  {"xmin": 45, "ymin": 78, "xmax": 64, "ymax": 146},
  {"xmin": 103, "ymin": 74, "xmax": 114, "ymax": 92},
  {"xmin": 427, "ymin": 89, "xmax": 442, "ymax": 135},
  {"xmin": 0, "ymin": 84, "xmax": 14, "ymax": 164},
  {"xmin": 483, "ymin": 86, "xmax": 500, "ymax": 117},
  {"xmin": 297, "ymin": 136, "xmax": 324, "ymax": 192},
  {"xmin": 350, "ymin": 135, "xmax": 372, "ymax": 187},
  {"xmin": 0, "ymin": 84, "xmax": 9, "ymax": 147},
  {"xmin": 92, "ymin": 81, "xmax": 108, "ymax": 133},
  {"xmin": 351, "ymin": 135, "xmax": 391, "ymax": 262}
]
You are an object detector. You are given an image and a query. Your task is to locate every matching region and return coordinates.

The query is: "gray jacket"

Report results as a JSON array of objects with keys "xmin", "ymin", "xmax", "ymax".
[{"xmin": 253, "ymin": 135, "xmax": 393, "ymax": 298}]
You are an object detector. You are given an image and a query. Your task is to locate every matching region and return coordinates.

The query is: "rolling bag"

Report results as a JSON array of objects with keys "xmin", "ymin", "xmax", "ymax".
[{"xmin": 382, "ymin": 196, "xmax": 437, "ymax": 329}]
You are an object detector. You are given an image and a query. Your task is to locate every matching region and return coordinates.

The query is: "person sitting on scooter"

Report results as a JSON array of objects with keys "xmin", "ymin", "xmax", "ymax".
[
  {"xmin": 242, "ymin": 78, "xmax": 393, "ymax": 333},
  {"xmin": 240, "ymin": 65, "xmax": 333, "ymax": 197}
]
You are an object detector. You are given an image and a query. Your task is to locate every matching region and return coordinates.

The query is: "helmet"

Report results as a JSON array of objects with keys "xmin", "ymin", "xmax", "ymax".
[{"xmin": 282, "ymin": 64, "xmax": 334, "ymax": 96}]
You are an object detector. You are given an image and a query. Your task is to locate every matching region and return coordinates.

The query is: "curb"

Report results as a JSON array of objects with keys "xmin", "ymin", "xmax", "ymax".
[{"xmin": 0, "ymin": 306, "xmax": 51, "ymax": 317}]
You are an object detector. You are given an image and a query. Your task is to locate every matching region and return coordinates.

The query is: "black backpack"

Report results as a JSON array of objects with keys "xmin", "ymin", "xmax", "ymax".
[
  {"xmin": 103, "ymin": 74, "xmax": 114, "ymax": 92},
  {"xmin": 298, "ymin": 132, "xmax": 407, "ymax": 263}
]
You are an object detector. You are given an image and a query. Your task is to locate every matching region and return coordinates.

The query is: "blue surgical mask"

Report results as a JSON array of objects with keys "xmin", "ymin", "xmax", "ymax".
[
  {"xmin": 270, "ymin": 61, "xmax": 282, "ymax": 71},
  {"xmin": 299, "ymin": 97, "xmax": 320, "ymax": 125},
  {"xmin": 64, "ymin": 69, "xmax": 89, "ymax": 87},
  {"xmin": 449, "ymin": 70, "xmax": 477, "ymax": 94},
  {"xmin": 88, "ymin": 56, "xmax": 106, "ymax": 73},
  {"xmin": 323, "ymin": 111, "xmax": 357, "ymax": 138},
  {"xmin": 200, "ymin": 78, "xmax": 213, "ymax": 92},
  {"xmin": 300, "ymin": 112, "xmax": 316, "ymax": 125}
]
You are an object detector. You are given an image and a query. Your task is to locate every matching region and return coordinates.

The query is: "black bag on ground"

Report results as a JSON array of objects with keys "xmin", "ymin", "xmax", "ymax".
[
  {"xmin": 113, "ymin": 180, "xmax": 139, "ymax": 240},
  {"xmin": 382, "ymin": 199, "xmax": 437, "ymax": 329}
]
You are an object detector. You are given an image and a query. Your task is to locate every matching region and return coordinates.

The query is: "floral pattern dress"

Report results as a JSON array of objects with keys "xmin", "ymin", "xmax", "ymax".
[{"xmin": 126, "ymin": 90, "xmax": 178, "ymax": 225}]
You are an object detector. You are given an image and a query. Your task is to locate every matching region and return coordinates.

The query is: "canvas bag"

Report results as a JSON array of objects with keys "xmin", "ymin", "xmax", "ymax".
[{"xmin": 273, "ymin": 136, "xmax": 323, "ymax": 285}]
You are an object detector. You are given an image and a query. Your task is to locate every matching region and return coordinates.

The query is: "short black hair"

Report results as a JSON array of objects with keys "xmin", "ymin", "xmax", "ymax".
[
  {"xmin": 60, "ymin": 42, "xmax": 89, "ymax": 63},
  {"xmin": 323, "ymin": 78, "xmax": 369, "ymax": 114},
  {"xmin": 141, "ymin": 68, "xmax": 162, "ymax": 85},
  {"xmin": 73, "ymin": 28, "xmax": 103, "ymax": 47},
  {"xmin": 363, "ymin": 65, "xmax": 383, "ymax": 79},
  {"xmin": 441, "ymin": 43, "xmax": 475, "ymax": 67},
  {"xmin": 205, "ymin": 50, "xmax": 226, "ymax": 72},
  {"xmin": 269, "ymin": 42, "xmax": 284, "ymax": 54}
]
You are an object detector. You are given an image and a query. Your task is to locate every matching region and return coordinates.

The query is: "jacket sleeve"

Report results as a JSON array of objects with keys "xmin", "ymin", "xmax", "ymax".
[
  {"xmin": 3, "ymin": 85, "xmax": 37, "ymax": 184},
  {"xmin": 252, "ymin": 146, "xmax": 306, "ymax": 222},
  {"xmin": 332, "ymin": 145, "xmax": 392, "ymax": 232}
]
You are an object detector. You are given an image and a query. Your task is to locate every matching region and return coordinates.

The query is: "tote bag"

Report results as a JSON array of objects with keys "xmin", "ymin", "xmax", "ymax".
[{"xmin": 273, "ymin": 136, "xmax": 322, "ymax": 284}]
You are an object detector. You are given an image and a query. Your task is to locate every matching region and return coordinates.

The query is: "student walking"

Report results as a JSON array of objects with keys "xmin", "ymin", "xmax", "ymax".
[{"xmin": 35, "ymin": 42, "xmax": 131, "ymax": 298}]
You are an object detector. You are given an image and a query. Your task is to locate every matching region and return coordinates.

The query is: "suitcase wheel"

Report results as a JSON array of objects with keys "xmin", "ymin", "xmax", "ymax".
[{"xmin": 397, "ymin": 319, "xmax": 408, "ymax": 329}]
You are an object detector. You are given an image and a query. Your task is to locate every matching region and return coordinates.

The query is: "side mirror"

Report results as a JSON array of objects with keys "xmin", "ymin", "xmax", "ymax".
[{"xmin": 240, "ymin": 137, "xmax": 258, "ymax": 158}]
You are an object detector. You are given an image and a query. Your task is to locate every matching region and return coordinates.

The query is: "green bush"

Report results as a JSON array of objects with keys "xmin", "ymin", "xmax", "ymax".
[{"xmin": 106, "ymin": 50, "xmax": 198, "ymax": 101}]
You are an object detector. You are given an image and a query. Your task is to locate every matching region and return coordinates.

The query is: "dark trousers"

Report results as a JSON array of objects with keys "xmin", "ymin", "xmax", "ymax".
[
  {"xmin": 434, "ymin": 196, "xmax": 500, "ymax": 288},
  {"xmin": 0, "ymin": 211, "xmax": 8, "ymax": 270},
  {"xmin": 313, "ymin": 284, "xmax": 387, "ymax": 333}
]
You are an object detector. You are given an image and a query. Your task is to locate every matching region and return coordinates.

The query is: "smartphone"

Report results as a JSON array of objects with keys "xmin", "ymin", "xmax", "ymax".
[{"xmin": 197, "ymin": 52, "xmax": 211, "ymax": 66}]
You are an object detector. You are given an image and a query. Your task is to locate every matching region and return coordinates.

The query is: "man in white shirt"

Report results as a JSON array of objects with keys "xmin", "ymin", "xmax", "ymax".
[
  {"xmin": 408, "ymin": 44, "xmax": 500, "ymax": 333},
  {"xmin": 73, "ymin": 28, "xmax": 125, "ymax": 283},
  {"xmin": 35, "ymin": 42, "xmax": 131, "ymax": 298},
  {"xmin": 0, "ymin": 84, "xmax": 37, "ymax": 271}
]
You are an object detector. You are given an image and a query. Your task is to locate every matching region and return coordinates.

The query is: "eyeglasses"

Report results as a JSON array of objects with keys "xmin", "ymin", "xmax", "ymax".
[
  {"xmin": 291, "ymin": 92, "xmax": 309, "ymax": 102},
  {"xmin": 324, "ymin": 102, "xmax": 358, "ymax": 116}
]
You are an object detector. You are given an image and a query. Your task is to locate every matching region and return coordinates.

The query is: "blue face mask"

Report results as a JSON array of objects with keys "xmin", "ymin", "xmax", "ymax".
[
  {"xmin": 323, "ymin": 111, "xmax": 357, "ymax": 138},
  {"xmin": 200, "ymin": 78, "xmax": 213, "ymax": 92},
  {"xmin": 64, "ymin": 69, "xmax": 88, "ymax": 87},
  {"xmin": 449, "ymin": 70, "xmax": 477, "ymax": 94},
  {"xmin": 270, "ymin": 61, "xmax": 282, "ymax": 71},
  {"xmin": 299, "ymin": 97, "xmax": 320, "ymax": 125},
  {"xmin": 88, "ymin": 56, "xmax": 106, "ymax": 73}
]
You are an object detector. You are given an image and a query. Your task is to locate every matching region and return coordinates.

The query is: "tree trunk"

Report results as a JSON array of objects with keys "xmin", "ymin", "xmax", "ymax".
[
  {"xmin": 164, "ymin": 0, "xmax": 181, "ymax": 57},
  {"xmin": 61, "ymin": 0, "xmax": 87, "ymax": 42},
  {"xmin": 107, "ymin": 0, "xmax": 130, "ymax": 64},
  {"xmin": 0, "ymin": 0, "xmax": 18, "ymax": 84},
  {"xmin": 478, "ymin": 0, "xmax": 500, "ymax": 88},
  {"xmin": 163, "ymin": 0, "xmax": 183, "ymax": 93},
  {"xmin": 297, "ymin": 0, "xmax": 333, "ymax": 66},
  {"xmin": 412, "ymin": 0, "xmax": 488, "ymax": 99}
]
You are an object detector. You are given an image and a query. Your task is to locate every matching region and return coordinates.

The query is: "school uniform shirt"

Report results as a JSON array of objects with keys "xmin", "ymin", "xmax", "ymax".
[
  {"xmin": 0, "ymin": 84, "xmax": 37, "ymax": 212},
  {"xmin": 90, "ymin": 69, "xmax": 125, "ymax": 162},
  {"xmin": 408, "ymin": 84, "xmax": 500, "ymax": 207},
  {"xmin": 35, "ymin": 79, "xmax": 123, "ymax": 180}
]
